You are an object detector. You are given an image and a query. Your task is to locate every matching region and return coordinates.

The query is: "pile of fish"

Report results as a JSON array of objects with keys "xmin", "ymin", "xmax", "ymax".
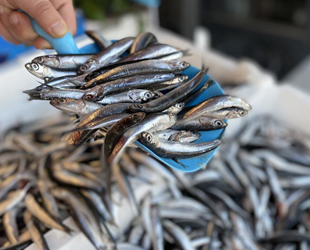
[
  {"xmin": 1, "ymin": 113, "xmax": 310, "ymax": 250},
  {"xmin": 23, "ymin": 31, "xmax": 251, "ymax": 168}
]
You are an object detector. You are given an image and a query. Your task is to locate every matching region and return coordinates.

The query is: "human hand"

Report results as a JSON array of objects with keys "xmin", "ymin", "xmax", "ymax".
[{"xmin": 0, "ymin": 0, "xmax": 76, "ymax": 49}]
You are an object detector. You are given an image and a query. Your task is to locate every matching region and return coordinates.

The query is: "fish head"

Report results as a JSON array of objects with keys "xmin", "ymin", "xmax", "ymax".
[
  {"xmin": 25, "ymin": 62, "xmax": 47, "ymax": 78},
  {"xmin": 176, "ymin": 74, "xmax": 189, "ymax": 83},
  {"xmin": 140, "ymin": 132, "xmax": 158, "ymax": 145},
  {"xmin": 164, "ymin": 102, "xmax": 185, "ymax": 115},
  {"xmin": 32, "ymin": 56, "xmax": 46, "ymax": 64},
  {"xmin": 174, "ymin": 60, "xmax": 190, "ymax": 71},
  {"xmin": 142, "ymin": 91, "xmax": 155, "ymax": 101},
  {"xmin": 226, "ymin": 108, "xmax": 249, "ymax": 119},
  {"xmin": 78, "ymin": 59, "xmax": 97, "ymax": 74},
  {"xmin": 206, "ymin": 118, "xmax": 228, "ymax": 129},
  {"xmin": 33, "ymin": 55, "xmax": 60, "ymax": 68},
  {"xmin": 82, "ymin": 91, "xmax": 97, "ymax": 101},
  {"xmin": 131, "ymin": 112, "xmax": 146, "ymax": 123}
]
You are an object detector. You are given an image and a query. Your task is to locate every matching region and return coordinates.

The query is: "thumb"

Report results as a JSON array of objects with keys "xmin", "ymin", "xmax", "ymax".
[{"xmin": 11, "ymin": 0, "xmax": 68, "ymax": 38}]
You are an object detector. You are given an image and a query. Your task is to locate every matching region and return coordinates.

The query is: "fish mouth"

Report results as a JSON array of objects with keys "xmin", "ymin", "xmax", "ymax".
[{"xmin": 25, "ymin": 63, "xmax": 32, "ymax": 70}]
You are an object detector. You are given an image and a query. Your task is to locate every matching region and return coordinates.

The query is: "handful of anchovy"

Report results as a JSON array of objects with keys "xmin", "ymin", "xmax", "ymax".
[
  {"xmin": 1, "ymin": 114, "xmax": 310, "ymax": 250},
  {"xmin": 23, "ymin": 31, "xmax": 251, "ymax": 168}
]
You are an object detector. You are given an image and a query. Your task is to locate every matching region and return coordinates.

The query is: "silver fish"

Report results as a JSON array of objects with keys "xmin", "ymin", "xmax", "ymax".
[
  {"xmin": 140, "ymin": 132, "xmax": 220, "ymax": 158},
  {"xmin": 25, "ymin": 62, "xmax": 76, "ymax": 79},
  {"xmin": 98, "ymin": 89, "xmax": 156, "ymax": 104},
  {"xmin": 32, "ymin": 54, "xmax": 94, "ymax": 70},
  {"xmin": 50, "ymin": 98, "xmax": 102, "ymax": 116},
  {"xmin": 78, "ymin": 37, "xmax": 134, "ymax": 74}
]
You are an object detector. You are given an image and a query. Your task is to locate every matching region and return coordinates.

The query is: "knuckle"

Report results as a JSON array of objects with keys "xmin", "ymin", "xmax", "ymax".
[{"xmin": 33, "ymin": 0, "xmax": 53, "ymax": 16}]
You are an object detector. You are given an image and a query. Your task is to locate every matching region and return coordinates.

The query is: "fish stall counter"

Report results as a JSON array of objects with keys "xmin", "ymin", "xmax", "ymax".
[{"xmin": 0, "ymin": 28, "xmax": 294, "ymax": 250}]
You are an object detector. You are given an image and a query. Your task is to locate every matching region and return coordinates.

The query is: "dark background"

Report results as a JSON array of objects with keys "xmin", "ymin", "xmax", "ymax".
[{"xmin": 159, "ymin": 0, "xmax": 310, "ymax": 80}]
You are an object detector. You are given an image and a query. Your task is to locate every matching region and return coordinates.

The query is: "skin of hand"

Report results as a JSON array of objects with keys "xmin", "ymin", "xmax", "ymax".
[{"xmin": 0, "ymin": 0, "xmax": 76, "ymax": 49}]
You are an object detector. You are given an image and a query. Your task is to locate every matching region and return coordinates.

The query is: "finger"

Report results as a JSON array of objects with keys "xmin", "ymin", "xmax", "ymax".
[
  {"xmin": 7, "ymin": 11, "xmax": 38, "ymax": 45},
  {"xmin": 33, "ymin": 36, "xmax": 52, "ymax": 49},
  {"xmin": 0, "ymin": 4, "xmax": 12, "ymax": 14},
  {"xmin": 7, "ymin": 0, "xmax": 68, "ymax": 38},
  {"xmin": 52, "ymin": 0, "xmax": 76, "ymax": 35},
  {"xmin": 0, "ymin": 19, "xmax": 20, "ymax": 44}
]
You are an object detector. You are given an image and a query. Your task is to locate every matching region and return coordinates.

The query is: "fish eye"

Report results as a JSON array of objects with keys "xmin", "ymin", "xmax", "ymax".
[
  {"xmin": 58, "ymin": 98, "xmax": 66, "ymax": 103},
  {"xmin": 145, "ymin": 92, "xmax": 152, "ymax": 98},
  {"xmin": 240, "ymin": 111, "xmax": 245, "ymax": 116},
  {"xmin": 37, "ymin": 57, "xmax": 44, "ymax": 64},
  {"xmin": 178, "ymin": 103, "xmax": 184, "ymax": 108},
  {"xmin": 146, "ymin": 134, "xmax": 152, "ymax": 142},
  {"xmin": 133, "ymin": 114, "xmax": 139, "ymax": 118},
  {"xmin": 180, "ymin": 61, "xmax": 187, "ymax": 68},
  {"xmin": 215, "ymin": 120, "xmax": 222, "ymax": 126},
  {"xmin": 134, "ymin": 104, "xmax": 143, "ymax": 108},
  {"xmin": 32, "ymin": 63, "xmax": 39, "ymax": 70},
  {"xmin": 79, "ymin": 65, "xmax": 88, "ymax": 72},
  {"xmin": 84, "ymin": 94, "xmax": 93, "ymax": 100}
]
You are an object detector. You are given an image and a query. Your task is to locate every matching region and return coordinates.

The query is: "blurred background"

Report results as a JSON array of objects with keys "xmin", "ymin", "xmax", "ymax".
[{"xmin": 0, "ymin": 0, "xmax": 309, "ymax": 92}]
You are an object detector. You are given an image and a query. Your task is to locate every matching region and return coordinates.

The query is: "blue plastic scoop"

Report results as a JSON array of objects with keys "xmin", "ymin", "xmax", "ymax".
[{"xmin": 29, "ymin": 16, "xmax": 225, "ymax": 172}]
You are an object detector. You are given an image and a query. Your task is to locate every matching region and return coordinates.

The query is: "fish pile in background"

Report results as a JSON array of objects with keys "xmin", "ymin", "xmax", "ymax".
[
  {"xmin": 1, "ymin": 112, "xmax": 310, "ymax": 250},
  {"xmin": 23, "ymin": 31, "xmax": 251, "ymax": 169}
]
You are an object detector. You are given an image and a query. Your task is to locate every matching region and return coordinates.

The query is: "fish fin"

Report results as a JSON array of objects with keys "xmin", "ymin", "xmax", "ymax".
[{"xmin": 172, "ymin": 157, "xmax": 188, "ymax": 169}]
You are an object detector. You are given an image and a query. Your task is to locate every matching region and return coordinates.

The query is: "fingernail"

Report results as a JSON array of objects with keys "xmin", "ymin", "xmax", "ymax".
[
  {"xmin": 51, "ymin": 21, "xmax": 67, "ymax": 37},
  {"xmin": 9, "ymin": 13, "xmax": 19, "ymax": 25}
]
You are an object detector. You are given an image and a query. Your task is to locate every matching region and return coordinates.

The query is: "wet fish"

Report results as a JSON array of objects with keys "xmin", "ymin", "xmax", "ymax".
[
  {"xmin": 78, "ymin": 37, "xmax": 134, "ymax": 74},
  {"xmin": 172, "ymin": 116, "xmax": 227, "ymax": 131},
  {"xmin": 24, "ymin": 193, "xmax": 71, "ymax": 233},
  {"xmin": 108, "ymin": 113, "xmax": 177, "ymax": 166},
  {"xmin": 140, "ymin": 132, "xmax": 220, "ymax": 158},
  {"xmin": 85, "ymin": 30, "xmax": 110, "ymax": 50},
  {"xmin": 3, "ymin": 208, "xmax": 19, "ymax": 244},
  {"xmin": 163, "ymin": 220, "xmax": 195, "ymax": 250},
  {"xmin": 129, "ymin": 67, "xmax": 207, "ymax": 113},
  {"xmin": 130, "ymin": 32, "xmax": 157, "ymax": 53},
  {"xmin": 50, "ymin": 98, "xmax": 102, "ymax": 116},
  {"xmin": 82, "ymin": 73, "xmax": 175, "ymax": 101},
  {"xmin": 182, "ymin": 95, "xmax": 251, "ymax": 121},
  {"xmin": 25, "ymin": 63, "xmax": 76, "ymax": 79},
  {"xmin": 32, "ymin": 54, "xmax": 94, "ymax": 70},
  {"xmin": 24, "ymin": 211, "xmax": 50, "ymax": 250},
  {"xmin": 98, "ymin": 89, "xmax": 157, "ymax": 104},
  {"xmin": 120, "ymin": 43, "xmax": 179, "ymax": 62},
  {"xmin": 84, "ymin": 60, "xmax": 190, "ymax": 88}
]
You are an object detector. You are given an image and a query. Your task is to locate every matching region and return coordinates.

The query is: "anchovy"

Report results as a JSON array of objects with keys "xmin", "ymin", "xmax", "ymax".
[
  {"xmin": 80, "ymin": 190, "xmax": 113, "ymax": 224},
  {"xmin": 119, "ymin": 153, "xmax": 138, "ymax": 176},
  {"xmin": 32, "ymin": 54, "xmax": 94, "ymax": 70},
  {"xmin": 108, "ymin": 113, "xmax": 177, "ymax": 166},
  {"xmin": 163, "ymin": 220, "xmax": 195, "ymax": 250},
  {"xmin": 27, "ymin": 88, "xmax": 86, "ymax": 101},
  {"xmin": 140, "ymin": 132, "xmax": 220, "ymax": 158},
  {"xmin": 146, "ymin": 74, "xmax": 189, "ymax": 92},
  {"xmin": 182, "ymin": 95, "xmax": 251, "ymax": 121},
  {"xmin": 85, "ymin": 30, "xmax": 110, "ymax": 50},
  {"xmin": 25, "ymin": 193, "xmax": 71, "ymax": 233},
  {"xmin": 25, "ymin": 62, "xmax": 77, "ymax": 79},
  {"xmin": 130, "ymin": 32, "xmax": 157, "ymax": 53},
  {"xmin": 130, "ymin": 67, "xmax": 206, "ymax": 113},
  {"xmin": 82, "ymin": 73, "xmax": 175, "ymax": 101},
  {"xmin": 74, "ymin": 103, "xmax": 132, "ymax": 131},
  {"xmin": 114, "ymin": 163, "xmax": 139, "ymax": 216},
  {"xmin": 98, "ymin": 89, "xmax": 157, "ymax": 104},
  {"xmin": 24, "ymin": 211, "xmax": 50, "ymax": 250},
  {"xmin": 0, "ymin": 183, "xmax": 31, "ymax": 216},
  {"xmin": 172, "ymin": 116, "xmax": 227, "ymax": 131},
  {"xmin": 52, "ymin": 163, "xmax": 102, "ymax": 192},
  {"xmin": 120, "ymin": 43, "xmax": 179, "ymax": 62},
  {"xmin": 78, "ymin": 37, "xmax": 134, "ymax": 74},
  {"xmin": 50, "ymin": 98, "xmax": 102, "ymax": 116},
  {"xmin": 72, "ymin": 113, "xmax": 130, "ymax": 131},
  {"xmin": 84, "ymin": 60, "xmax": 190, "ymax": 88},
  {"xmin": 3, "ymin": 208, "xmax": 19, "ymax": 244},
  {"xmin": 51, "ymin": 187, "xmax": 105, "ymax": 250}
]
